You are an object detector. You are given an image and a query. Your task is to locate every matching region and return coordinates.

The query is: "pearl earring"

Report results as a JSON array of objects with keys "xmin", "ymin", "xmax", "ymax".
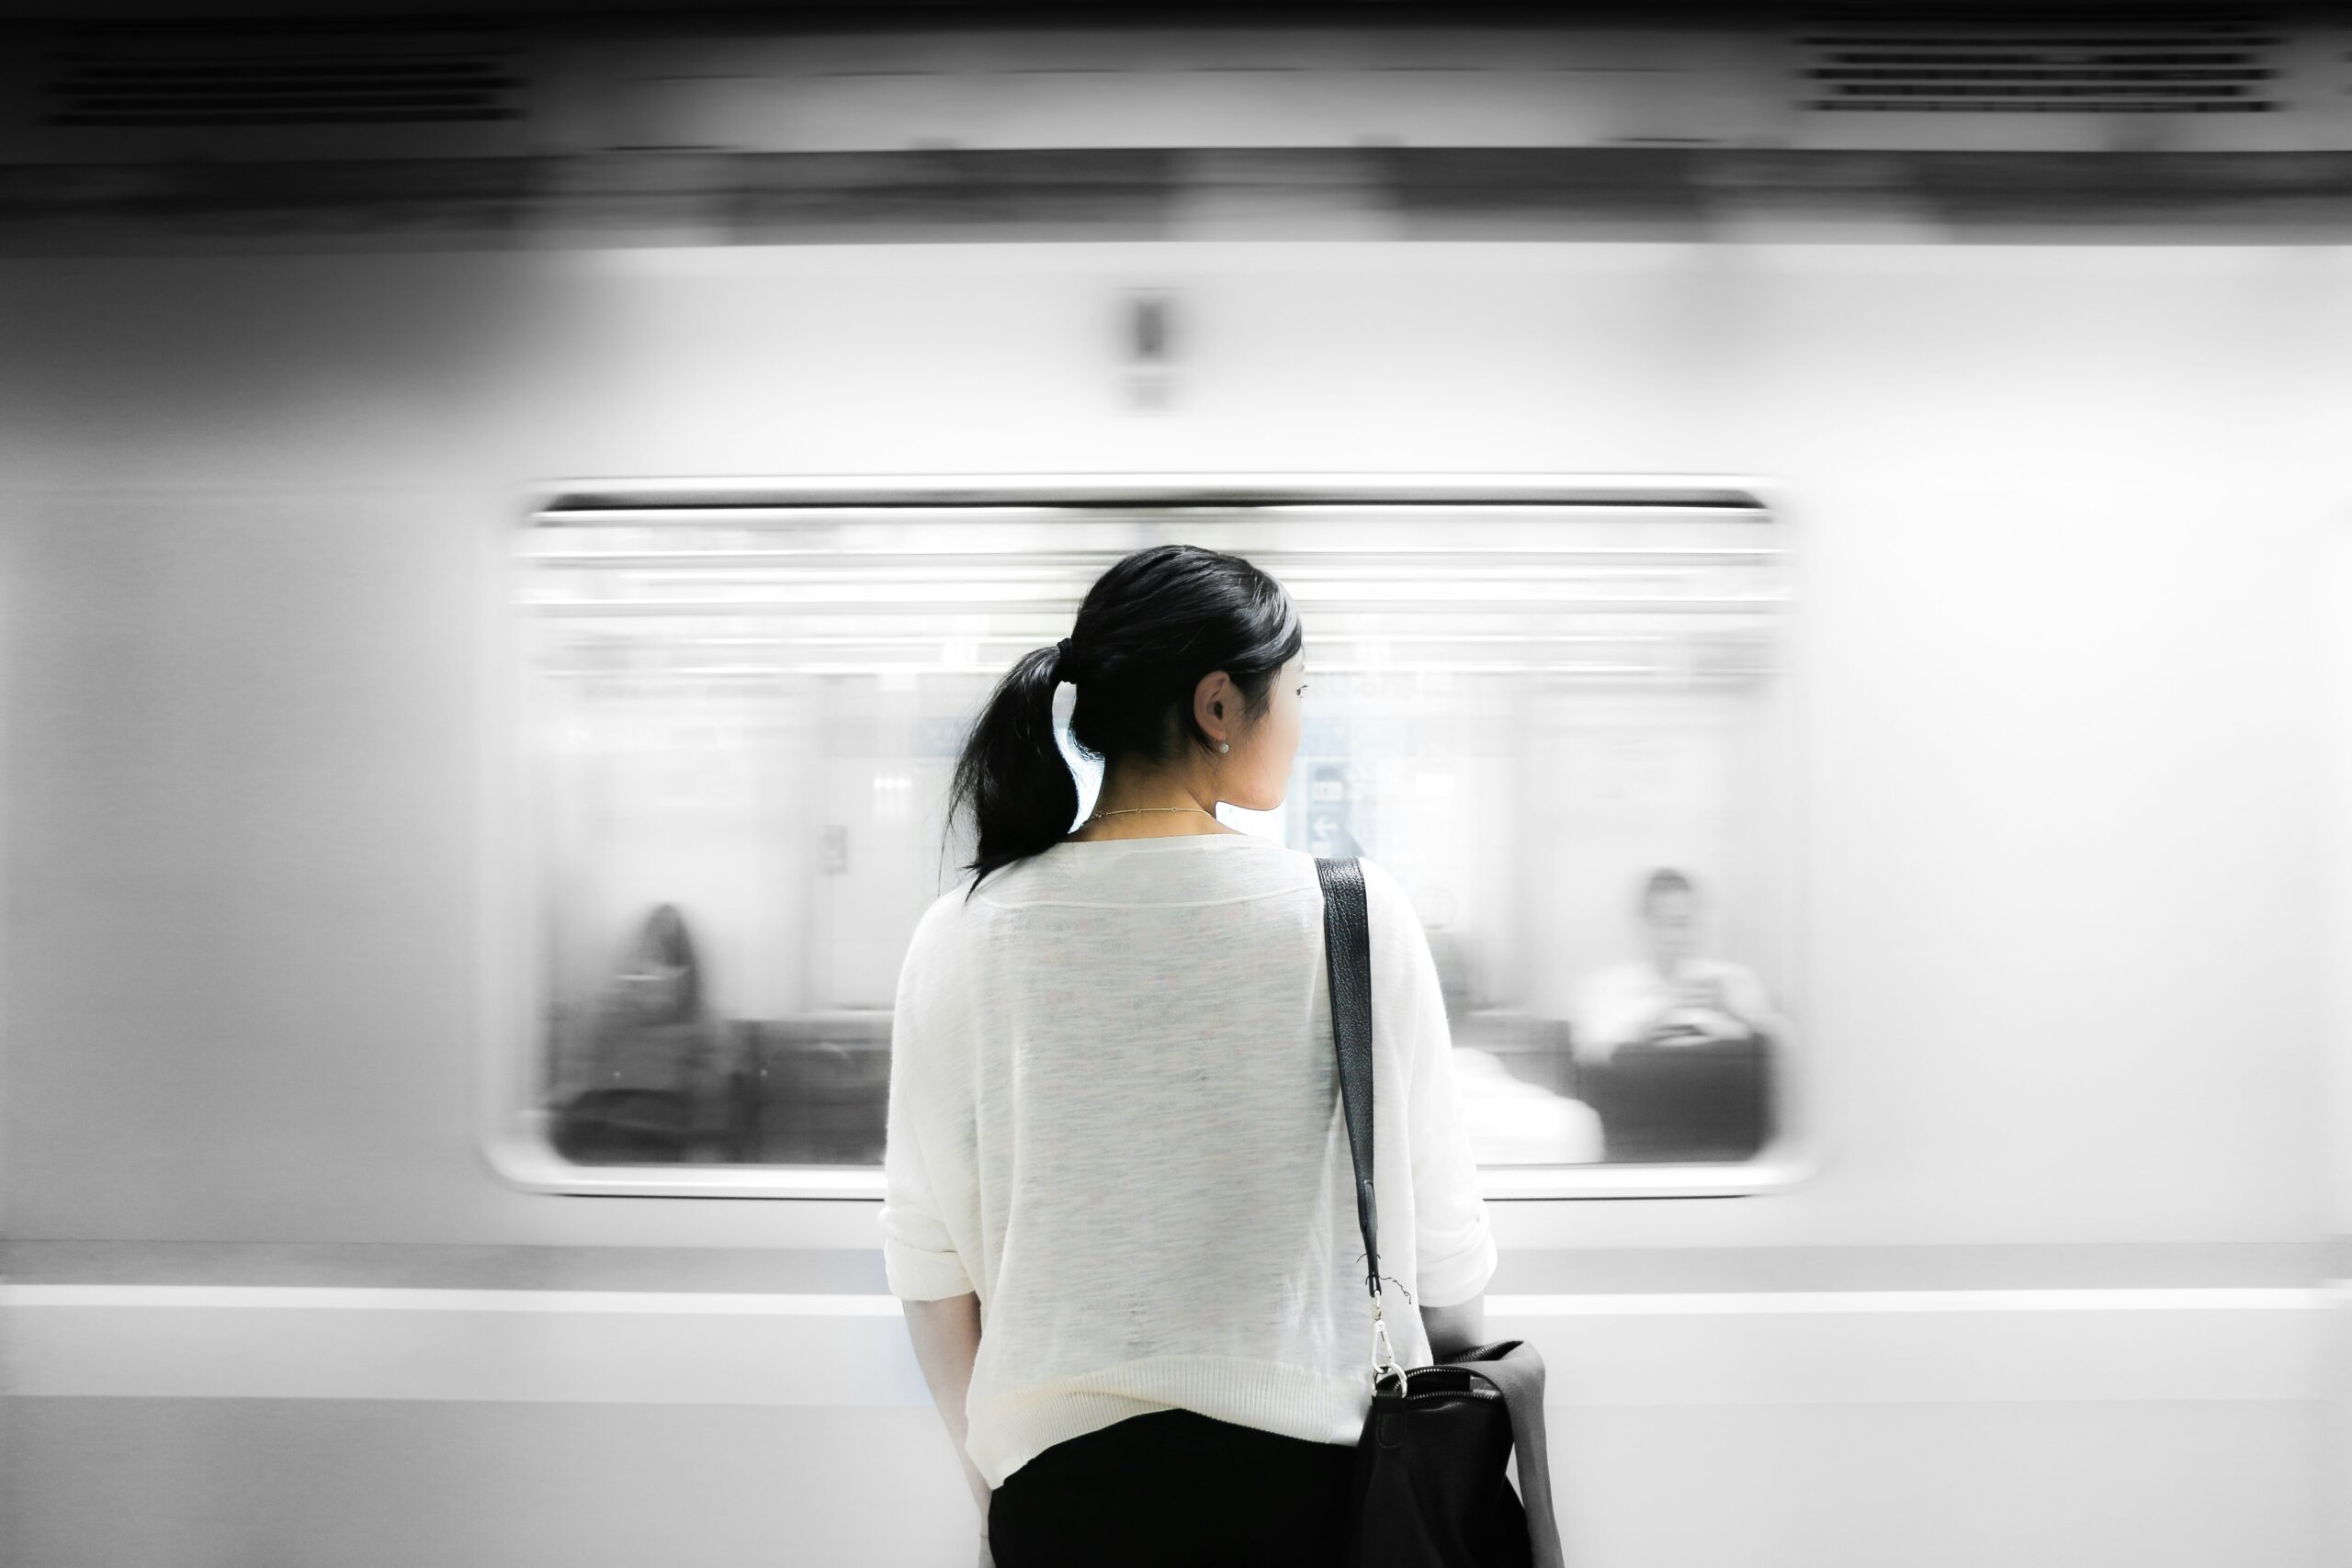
[{"xmin": 1217, "ymin": 742, "xmax": 1230, "ymax": 753}]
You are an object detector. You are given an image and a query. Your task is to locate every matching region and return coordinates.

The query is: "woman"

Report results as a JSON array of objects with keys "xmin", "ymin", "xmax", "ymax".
[
  {"xmin": 878, "ymin": 545, "xmax": 1498, "ymax": 1566},
  {"xmin": 551, "ymin": 903, "xmax": 724, "ymax": 1164}
]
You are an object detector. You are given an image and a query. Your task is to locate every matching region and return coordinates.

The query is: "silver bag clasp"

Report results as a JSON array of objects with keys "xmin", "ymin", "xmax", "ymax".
[{"xmin": 1370, "ymin": 1299, "xmax": 1409, "ymax": 1397}]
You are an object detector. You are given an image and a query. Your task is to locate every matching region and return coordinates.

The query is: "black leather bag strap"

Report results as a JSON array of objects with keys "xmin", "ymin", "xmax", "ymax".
[
  {"xmin": 1465, "ymin": 1347, "xmax": 1567, "ymax": 1568},
  {"xmin": 1315, "ymin": 856, "xmax": 1382, "ymax": 1303},
  {"xmin": 1318, "ymin": 855, "xmax": 1568, "ymax": 1568}
]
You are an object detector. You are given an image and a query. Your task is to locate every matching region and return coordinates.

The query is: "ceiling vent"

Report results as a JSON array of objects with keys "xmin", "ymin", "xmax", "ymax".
[
  {"xmin": 42, "ymin": 18, "xmax": 523, "ymax": 128},
  {"xmin": 1801, "ymin": 9, "xmax": 2282, "ymax": 113}
]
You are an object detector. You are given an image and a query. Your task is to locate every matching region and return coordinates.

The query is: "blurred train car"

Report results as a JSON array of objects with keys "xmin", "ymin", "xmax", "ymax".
[{"xmin": 5, "ymin": 5, "xmax": 2352, "ymax": 1566}]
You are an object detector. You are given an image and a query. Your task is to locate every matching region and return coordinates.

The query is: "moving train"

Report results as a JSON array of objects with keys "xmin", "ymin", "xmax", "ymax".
[{"xmin": 4, "ymin": 5, "xmax": 2348, "ymax": 1565}]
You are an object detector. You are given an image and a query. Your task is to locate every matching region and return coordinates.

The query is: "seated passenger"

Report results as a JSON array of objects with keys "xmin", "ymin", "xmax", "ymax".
[
  {"xmin": 1570, "ymin": 868, "xmax": 1780, "ymax": 1067},
  {"xmin": 552, "ymin": 903, "xmax": 724, "ymax": 1163}
]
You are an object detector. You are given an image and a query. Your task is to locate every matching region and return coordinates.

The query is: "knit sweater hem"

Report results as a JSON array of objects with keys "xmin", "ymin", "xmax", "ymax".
[{"xmin": 969, "ymin": 1354, "xmax": 1369, "ymax": 1489}]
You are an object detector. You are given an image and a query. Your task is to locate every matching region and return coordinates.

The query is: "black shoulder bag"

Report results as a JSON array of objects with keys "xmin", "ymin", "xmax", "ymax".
[{"xmin": 1316, "ymin": 856, "xmax": 1567, "ymax": 1568}]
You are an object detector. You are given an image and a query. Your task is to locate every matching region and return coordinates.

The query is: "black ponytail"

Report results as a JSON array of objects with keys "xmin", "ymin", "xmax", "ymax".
[{"xmin": 945, "ymin": 543, "xmax": 1303, "ymax": 901}]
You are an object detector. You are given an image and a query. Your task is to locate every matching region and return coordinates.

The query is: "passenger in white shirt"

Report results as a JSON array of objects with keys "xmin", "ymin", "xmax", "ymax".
[
  {"xmin": 879, "ymin": 543, "xmax": 1498, "ymax": 1568},
  {"xmin": 1571, "ymin": 868, "xmax": 1781, "ymax": 1066}
]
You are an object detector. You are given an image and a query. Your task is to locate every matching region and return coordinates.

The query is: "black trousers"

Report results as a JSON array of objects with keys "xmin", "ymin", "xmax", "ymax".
[{"xmin": 987, "ymin": 1407, "xmax": 1359, "ymax": 1567}]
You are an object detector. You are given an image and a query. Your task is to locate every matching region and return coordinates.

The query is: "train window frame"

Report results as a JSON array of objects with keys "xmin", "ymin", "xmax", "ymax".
[{"xmin": 478, "ymin": 474, "xmax": 1823, "ymax": 1201}]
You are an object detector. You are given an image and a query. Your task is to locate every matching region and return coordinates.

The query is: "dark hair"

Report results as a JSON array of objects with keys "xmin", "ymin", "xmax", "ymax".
[
  {"xmin": 946, "ymin": 543, "xmax": 1303, "ymax": 900},
  {"xmin": 626, "ymin": 902, "xmax": 703, "ymax": 1021},
  {"xmin": 1641, "ymin": 868, "xmax": 1696, "ymax": 917}
]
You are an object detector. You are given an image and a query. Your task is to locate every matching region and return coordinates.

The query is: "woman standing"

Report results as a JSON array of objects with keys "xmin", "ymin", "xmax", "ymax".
[{"xmin": 880, "ymin": 545, "xmax": 1498, "ymax": 1566}]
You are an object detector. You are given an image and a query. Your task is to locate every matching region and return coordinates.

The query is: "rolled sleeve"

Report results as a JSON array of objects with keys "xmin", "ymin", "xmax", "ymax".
[
  {"xmin": 879, "ymin": 1112, "xmax": 976, "ymax": 1302},
  {"xmin": 876, "ymin": 908, "xmax": 978, "ymax": 1303},
  {"xmin": 1378, "ymin": 864, "xmax": 1500, "ymax": 1310}
]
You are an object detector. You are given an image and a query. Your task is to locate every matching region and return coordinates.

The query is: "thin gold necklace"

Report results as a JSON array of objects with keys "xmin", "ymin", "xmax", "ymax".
[{"xmin": 1084, "ymin": 806, "xmax": 1216, "ymax": 821}]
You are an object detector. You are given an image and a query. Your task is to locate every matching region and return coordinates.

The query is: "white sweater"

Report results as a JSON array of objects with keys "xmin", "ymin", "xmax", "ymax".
[{"xmin": 876, "ymin": 832, "xmax": 1498, "ymax": 1489}]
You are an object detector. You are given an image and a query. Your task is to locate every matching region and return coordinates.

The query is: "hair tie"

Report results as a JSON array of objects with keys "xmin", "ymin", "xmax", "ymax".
[{"xmin": 1056, "ymin": 637, "xmax": 1075, "ymax": 676}]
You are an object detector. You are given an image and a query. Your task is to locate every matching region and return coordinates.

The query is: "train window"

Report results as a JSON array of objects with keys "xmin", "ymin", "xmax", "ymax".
[{"xmin": 493, "ymin": 479, "xmax": 1800, "ymax": 1198}]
